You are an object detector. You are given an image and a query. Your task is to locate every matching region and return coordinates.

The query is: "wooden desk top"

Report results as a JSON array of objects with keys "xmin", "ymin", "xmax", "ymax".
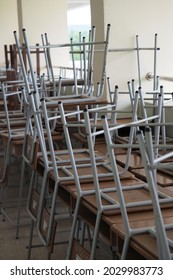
[
  {"xmin": 110, "ymin": 207, "xmax": 173, "ymax": 259},
  {"xmin": 43, "ymin": 96, "xmax": 108, "ymax": 108},
  {"xmin": 131, "ymin": 168, "xmax": 173, "ymax": 187},
  {"xmin": 116, "ymin": 151, "xmax": 144, "ymax": 170},
  {"xmin": 57, "ymin": 171, "xmax": 173, "ymax": 259}
]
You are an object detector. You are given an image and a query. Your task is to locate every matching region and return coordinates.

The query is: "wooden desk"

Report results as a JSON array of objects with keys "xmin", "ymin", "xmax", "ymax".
[
  {"xmin": 110, "ymin": 208, "xmax": 173, "ymax": 259},
  {"xmin": 44, "ymin": 95, "xmax": 109, "ymax": 108},
  {"xmin": 116, "ymin": 151, "xmax": 144, "ymax": 170},
  {"xmin": 131, "ymin": 168, "xmax": 173, "ymax": 187},
  {"xmin": 57, "ymin": 172, "xmax": 173, "ymax": 259}
]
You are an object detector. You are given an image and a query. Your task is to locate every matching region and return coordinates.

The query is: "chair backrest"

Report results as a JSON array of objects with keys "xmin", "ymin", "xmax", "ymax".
[
  {"xmin": 32, "ymin": 99, "xmax": 114, "ymax": 246},
  {"xmin": 84, "ymin": 111, "xmax": 173, "ymax": 259},
  {"xmin": 1, "ymin": 82, "xmax": 27, "ymax": 138},
  {"xmin": 14, "ymin": 24, "xmax": 110, "ymax": 99},
  {"xmin": 136, "ymin": 33, "xmax": 159, "ymax": 90},
  {"xmin": 137, "ymin": 127, "xmax": 173, "ymax": 259}
]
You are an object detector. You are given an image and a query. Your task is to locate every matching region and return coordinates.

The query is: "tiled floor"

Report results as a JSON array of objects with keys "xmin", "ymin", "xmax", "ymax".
[
  {"xmin": 0, "ymin": 201, "xmax": 71, "ymax": 260},
  {"xmin": 0, "ymin": 201, "xmax": 112, "ymax": 260},
  {"xmin": 0, "ymin": 153, "xmax": 112, "ymax": 260}
]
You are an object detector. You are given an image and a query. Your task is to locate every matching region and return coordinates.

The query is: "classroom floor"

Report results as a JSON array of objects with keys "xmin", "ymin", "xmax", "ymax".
[
  {"xmin": 0, "ymin": 154, "xmax": 112, "ymax": 260},
  {"xmin": 0, "ymin": 202, "xmax": 112, "ymax": 260}
]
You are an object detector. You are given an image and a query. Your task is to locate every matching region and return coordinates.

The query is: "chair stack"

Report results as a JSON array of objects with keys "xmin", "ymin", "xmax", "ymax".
[{"xmin": 1, "ymin": 24, "xmax": 173, "ymax": 261}]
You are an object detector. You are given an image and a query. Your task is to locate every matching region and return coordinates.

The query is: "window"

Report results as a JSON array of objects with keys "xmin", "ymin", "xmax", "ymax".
[{"xmin": 67, "ymin": 0, "xmax": 91, "ymax": 44}]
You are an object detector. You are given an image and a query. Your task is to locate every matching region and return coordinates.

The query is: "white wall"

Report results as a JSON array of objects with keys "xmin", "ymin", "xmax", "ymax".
[
  {"xmin": 0, "ymin": 0, "xmax": 18, "ymax": 67},
  {"xmin": 20, "ymin": 0, "xmax": 70, "ymax": 73},
  {"xmin": 20, "ymin": 0, "xmax": 68, "ymax": 43},
  {"xmin": 1, "ymin": 0, "xmax": 173, "ymax": 105},
  {"xmin": 0, "ymin": 0, "xmax": 70, "ymax": 73},
  {"xmin": 90, "ymin": 0, "xmax": 106, "ymax": 98},
  {"xmin": 91, "ymin": 0, "xmax": 173, "ymax": 110}
]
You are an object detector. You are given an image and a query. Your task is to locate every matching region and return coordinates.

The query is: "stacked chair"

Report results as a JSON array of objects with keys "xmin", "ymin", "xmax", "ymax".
[
  {"xmin": 58, "ymin": 91, "xmax": 173, "ymax": 259},
  {"xmin": 1, "ymin": 23, "xmax": 173, "ymax": 260},
  {"xmin": 11, "ymin": 24, "xmax": 112, "ymax": 259},
  {"xmin": 137, "ymin": 127, "xmax": 173, "ymax": 259},
  {"xmin": 0, "ymin": 80, "xmax": 29, "ymax": 237}
]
